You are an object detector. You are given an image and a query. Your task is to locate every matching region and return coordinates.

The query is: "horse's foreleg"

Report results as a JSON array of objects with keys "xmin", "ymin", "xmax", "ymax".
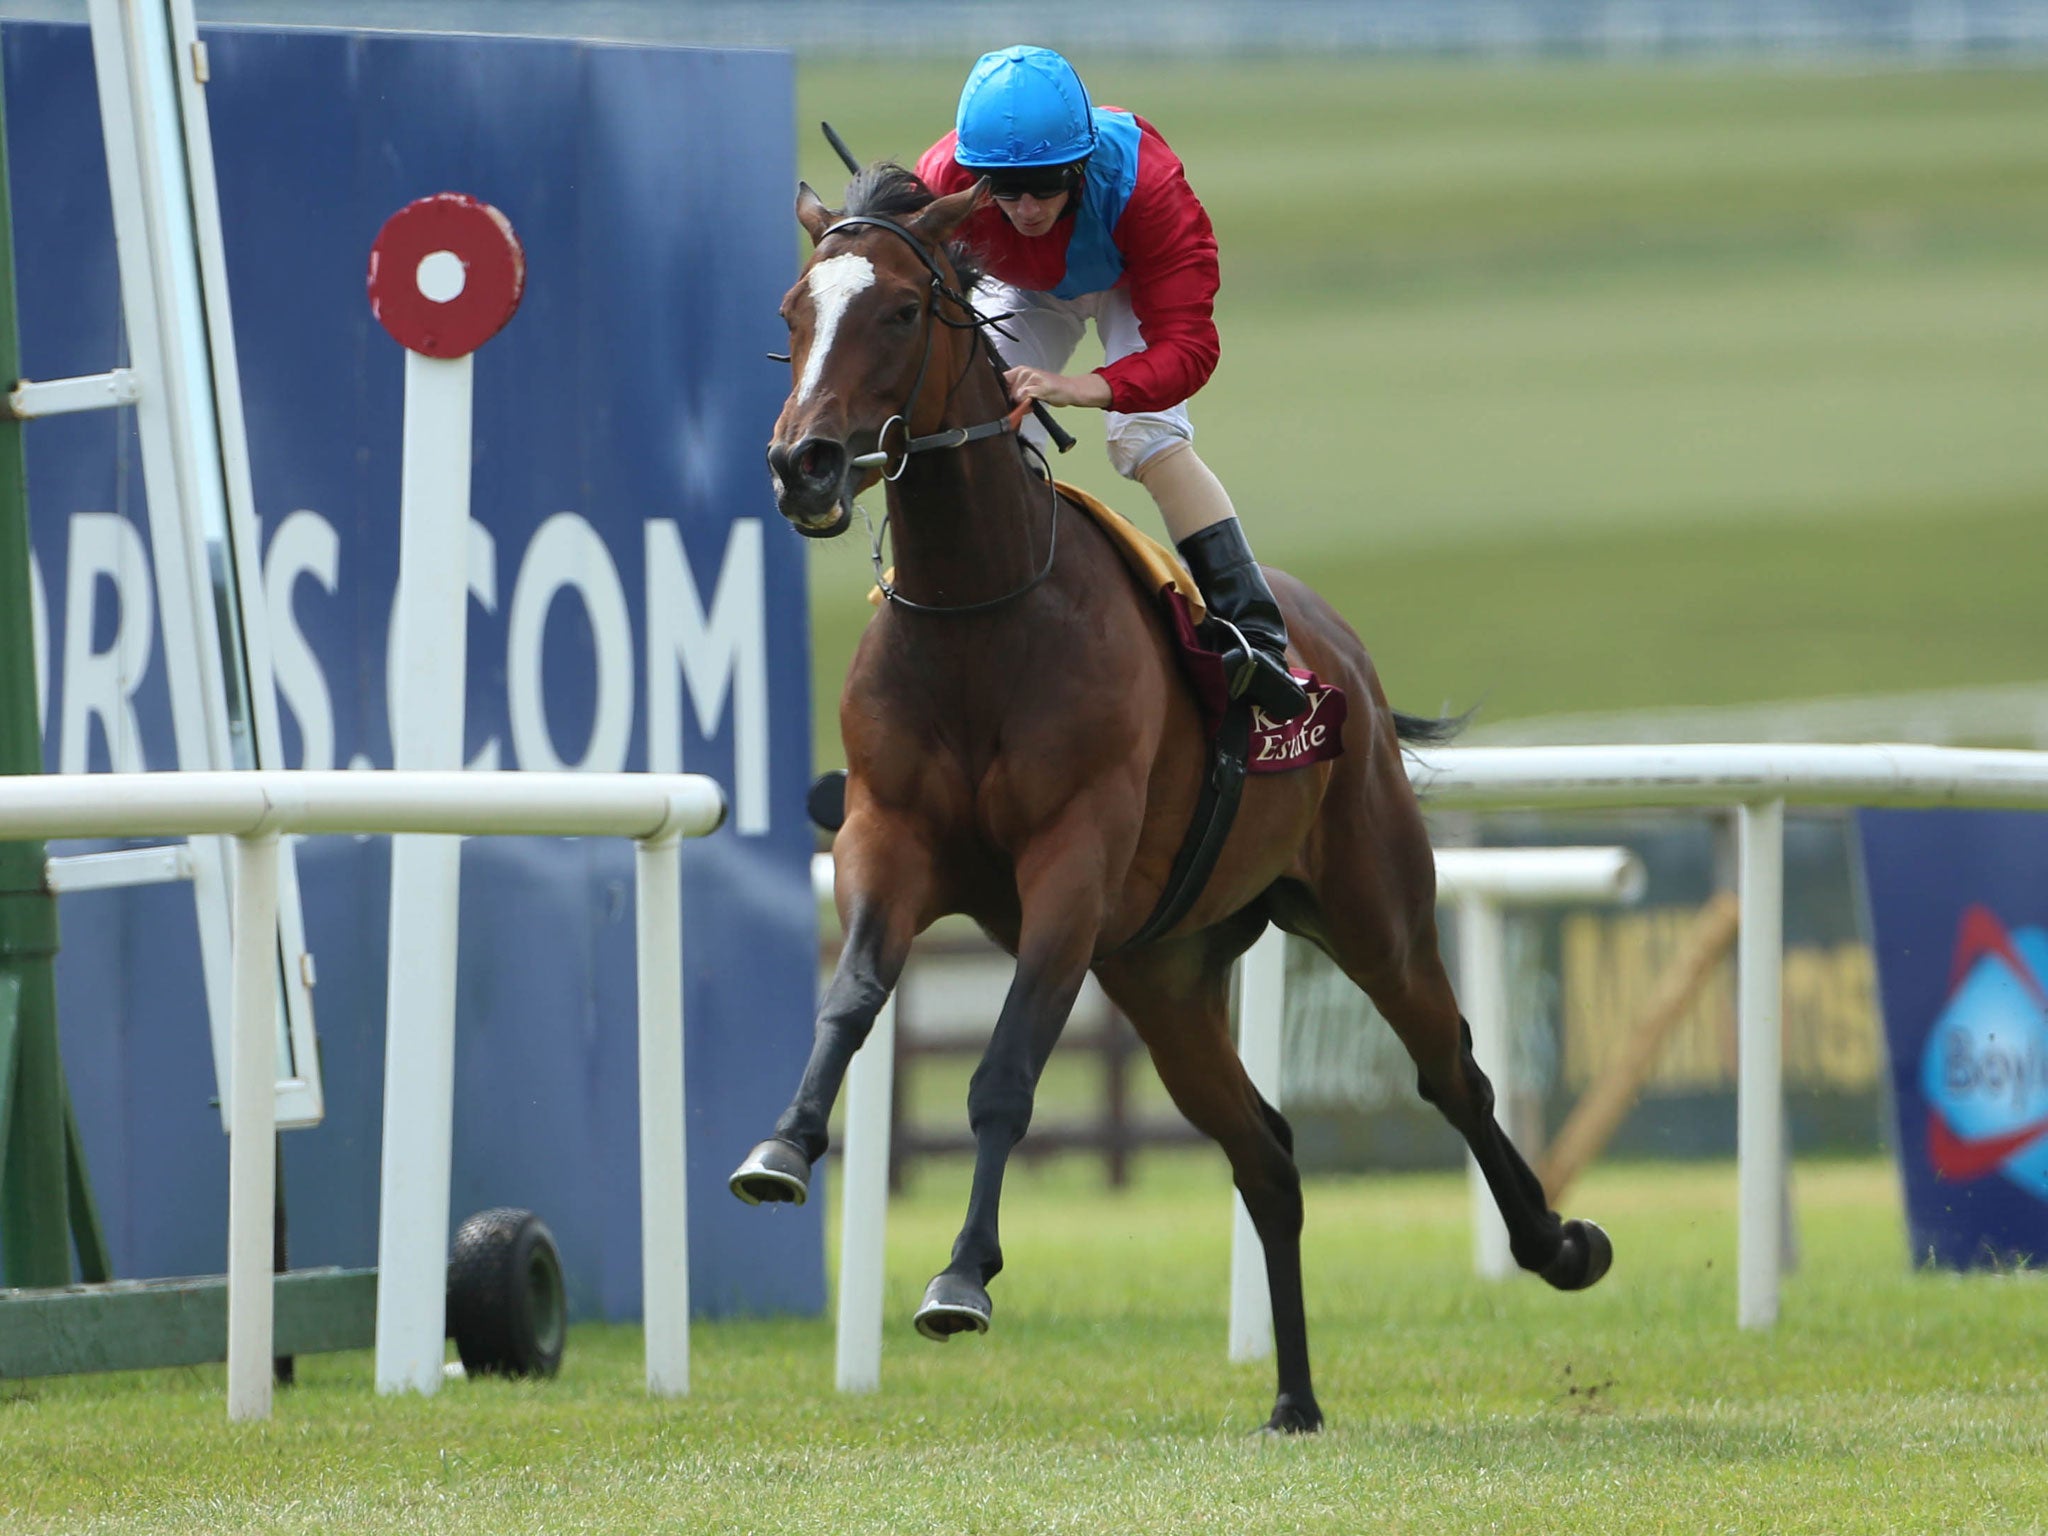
[
  {"xmin": 913, "ymin": 841, "xmax": 1106, "ymax": 1340},
  {"xmin": 729, "ymin": 836, "xmax": 930, "ymax": 1208}
]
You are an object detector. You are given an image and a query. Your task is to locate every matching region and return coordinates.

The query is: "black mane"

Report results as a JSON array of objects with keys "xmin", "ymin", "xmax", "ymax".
[
  {"xmin": 843, "ymin": 161, "xmax": 934, "ymax": 220},
  {"xmin": 839, "ymin": 162, "xmax": 985, "ymax": 291}
]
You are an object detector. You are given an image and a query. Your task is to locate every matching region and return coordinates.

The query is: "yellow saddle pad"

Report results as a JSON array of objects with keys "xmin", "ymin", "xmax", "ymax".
[
  {"xmin": 1053, "ymin": 481, "xmax": 1207, "ymax": 624},
  {"xmin": 868, "ymin": 480, "xmax": 1205, "ymax": 623}
]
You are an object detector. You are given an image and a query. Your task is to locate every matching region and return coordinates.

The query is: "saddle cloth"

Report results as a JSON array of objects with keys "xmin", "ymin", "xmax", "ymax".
[{"xmin": 1054, "ymin": 482, "xmax": 1346, "ymax": 776}]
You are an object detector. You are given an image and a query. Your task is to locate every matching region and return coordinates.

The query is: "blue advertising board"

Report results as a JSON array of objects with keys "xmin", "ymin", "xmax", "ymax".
[
  {"xmin": 1859, "ymin": 809, "xmax": 2048, "ymax": 1269},
  {"xmin": 2, "ymin": 23, "xmax": 822, "ymax": 1319}
]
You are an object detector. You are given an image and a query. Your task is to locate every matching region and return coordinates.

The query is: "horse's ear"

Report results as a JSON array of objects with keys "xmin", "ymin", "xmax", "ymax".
[
  {"xmin": 796, "ymin": 181, "xmax": 838, "ymax": 245},
  {"xmin": 909, "ymin": 178, "xmax": 990, "ymax": 244}
]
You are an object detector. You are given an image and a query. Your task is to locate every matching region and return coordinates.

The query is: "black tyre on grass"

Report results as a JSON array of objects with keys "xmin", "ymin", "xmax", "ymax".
[{"xmin": 446, "ymin": 1207, "xmax": 566, "ymax": 1378}]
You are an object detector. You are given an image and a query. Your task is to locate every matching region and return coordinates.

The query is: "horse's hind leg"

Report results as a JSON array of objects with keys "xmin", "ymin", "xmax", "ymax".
[
  {"xmin": 1378, "ymin": 951, "xmax": 1610, "ymax": 1288},
  {"xmin": 1095, "ymin": 916, "xmax": 1323, "ymax": 1434},
  {"xmin": 1277, "ymin": 856, "xmax": 1612, "ymax": 1291}
]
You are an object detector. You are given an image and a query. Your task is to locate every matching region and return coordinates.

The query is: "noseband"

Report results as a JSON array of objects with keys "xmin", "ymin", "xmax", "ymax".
[{"xmin": 816, "ymin": 213, "xmax": 1061, "ymax": 616}]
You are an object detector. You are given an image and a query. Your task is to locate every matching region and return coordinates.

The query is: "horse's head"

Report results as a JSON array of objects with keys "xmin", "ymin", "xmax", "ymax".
[{"xmin": 767, "ymin": 168, "xmax": 989, "ymax": 537}]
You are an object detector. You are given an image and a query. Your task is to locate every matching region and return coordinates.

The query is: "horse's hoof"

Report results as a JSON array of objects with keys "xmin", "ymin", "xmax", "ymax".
[
  {"xmin": 728, "ymin": 1138, "xmax": 811, "ymax": 1206},
  {"xmin": 1258, "ymin": 1394, "xmax": 1324, "ymax": 1435},
  {"xmin": 1541, "ymin": 1218, "xmax": 1614, "ymax": 1292},
  {"xmin": 913, "ymin": 1273, "xmax": 992, "ymax": 1341}
]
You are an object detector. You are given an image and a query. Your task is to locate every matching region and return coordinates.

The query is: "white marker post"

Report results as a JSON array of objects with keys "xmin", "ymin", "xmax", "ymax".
[
  {"xmin": 1229, "ymin": 925, "xmax": 1288, "ymax": 1363},
  {"xmin": 365, "ymin": 195, "xmax": 526, "ymax": 1395}
]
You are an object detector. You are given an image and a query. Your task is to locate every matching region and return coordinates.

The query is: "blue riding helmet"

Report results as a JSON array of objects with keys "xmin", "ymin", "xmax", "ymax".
[{"xmin": 953, "ymin": 45, "xmax": 1097, "ymax": 170}]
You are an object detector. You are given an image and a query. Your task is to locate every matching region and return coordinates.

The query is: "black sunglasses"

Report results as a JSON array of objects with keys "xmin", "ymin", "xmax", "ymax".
[{"xmin": 985, "ymin": 163, "xmax": 1083, "ymax": 202}]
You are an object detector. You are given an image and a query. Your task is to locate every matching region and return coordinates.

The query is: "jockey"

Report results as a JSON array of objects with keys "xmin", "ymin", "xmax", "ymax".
[{"xmin": 916, "ymin": 44, "xmax": 1310, "ymax": 724}]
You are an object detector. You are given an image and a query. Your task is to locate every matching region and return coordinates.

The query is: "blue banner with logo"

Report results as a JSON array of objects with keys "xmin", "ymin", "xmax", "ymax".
[
  {"xmin": 1858, "ymin": 809, "xmax": 2048, "ymax": 1269},
  {"xmin": 3, "ymin": 24, "xmax": 821, "ymax": 1319}
]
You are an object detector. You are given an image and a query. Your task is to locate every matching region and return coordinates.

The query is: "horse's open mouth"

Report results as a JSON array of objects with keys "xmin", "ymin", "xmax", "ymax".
[
  {"xmin": 769, "ymin": 434, "xmax": 857, "ymax": 539},
  {"xmin": 784, "ymin": 501, "xmax": 851, "ymax": 539}
]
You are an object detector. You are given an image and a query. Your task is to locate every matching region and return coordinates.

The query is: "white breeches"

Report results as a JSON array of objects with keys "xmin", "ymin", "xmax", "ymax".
[{"xmin": 974, "ymin": 278, "xmax": 1194, "ymax": 479}]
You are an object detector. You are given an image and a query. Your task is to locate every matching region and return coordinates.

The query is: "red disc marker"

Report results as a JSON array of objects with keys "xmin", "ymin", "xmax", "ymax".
[{"xmin": 367, "ymin": 193, "xmax": 525, "ymax": 358}]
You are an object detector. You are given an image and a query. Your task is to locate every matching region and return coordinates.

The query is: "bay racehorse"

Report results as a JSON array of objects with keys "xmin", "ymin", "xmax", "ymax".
[{"xmin": 731, "ymin": 165, "xmax": 1611, "ymax": 1433}]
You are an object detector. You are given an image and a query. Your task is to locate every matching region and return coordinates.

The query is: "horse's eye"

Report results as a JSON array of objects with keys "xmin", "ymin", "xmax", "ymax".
[{"xmin": 890, "ymin": 301, "xmax": 921, "ymax": 326}]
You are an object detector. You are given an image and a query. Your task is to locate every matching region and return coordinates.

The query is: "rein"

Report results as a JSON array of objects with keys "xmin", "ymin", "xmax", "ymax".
[{"xmin": 818, "ymin": 213, "xmax": 1062, "ymax": 617}]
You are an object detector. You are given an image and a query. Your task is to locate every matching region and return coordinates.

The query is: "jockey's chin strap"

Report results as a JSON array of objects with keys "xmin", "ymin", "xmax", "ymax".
[{"xmin": 818, "ymin": 212, "xmax": 1062, "ymax": 617}]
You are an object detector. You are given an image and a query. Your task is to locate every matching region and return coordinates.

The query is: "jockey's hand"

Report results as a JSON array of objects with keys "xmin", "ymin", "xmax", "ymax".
[{"xmin": 1004, "ymin": 365, "xmax": 1113, "ymax": 411}]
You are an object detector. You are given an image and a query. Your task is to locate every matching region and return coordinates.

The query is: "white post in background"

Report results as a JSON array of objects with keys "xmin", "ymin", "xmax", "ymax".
[
  {"xmin": 1456, "ymin": 894, "xmax": 1513, "ymax": 1280},
  {"xmin": 224, "ymin": 832, "xmax": 279, "ymax": 1422},
  {"xmin": 366, "ymin": 195, "xmax": 526, "ymax": 1395},
  {"xmin": 636, "ymin": 835, "xmax": 689, "ymax": 1396},
  {"xmin": 836, "ymin": 992, "xmax": 898, "ymax": 1393},
  {"xmin": 1737, "ymin": 799, "xmax": 1786, "ymax": 1329},
  {"xmin": 373, "ymin": 347, "xmax": 473, "ymax": 1396},
  {"xmin": 1229, "ymin": 924, "xmax": 1288, "ymax": 1362}
]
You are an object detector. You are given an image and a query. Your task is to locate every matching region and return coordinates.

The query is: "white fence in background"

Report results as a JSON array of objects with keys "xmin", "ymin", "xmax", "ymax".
[
  {"xmin": 1388, "ymin": 743, "xmax": 2048, "ymax": 1332},
  {"xmin": 0, "ymin": 769, "xmax": 724, "ymax": 1423},
  {"xmin": 830, "ymin": 743, "xmax": 2048, "ymax": 1390}
]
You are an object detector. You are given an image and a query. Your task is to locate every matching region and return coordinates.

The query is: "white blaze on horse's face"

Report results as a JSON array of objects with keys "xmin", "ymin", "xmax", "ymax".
[{"xmin": 796, "ymin": 253, "xmax": 876, "ymax": 406}]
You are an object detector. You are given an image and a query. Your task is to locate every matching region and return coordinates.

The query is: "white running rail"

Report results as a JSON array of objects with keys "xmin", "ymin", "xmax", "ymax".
[
  {"xmin": 1398, "ymin": 743, "xmax": 2048, "ymax": 1331},
  {"xmin": 0, "ymin": 769, "xmax": 724, "ymax": 1422}
]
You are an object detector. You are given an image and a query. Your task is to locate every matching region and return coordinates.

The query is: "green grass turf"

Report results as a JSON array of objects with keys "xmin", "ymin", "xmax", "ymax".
[
  {"xmin": 8, "ymin": 1156, "xmax": 2046, "ymax": 1533},
  {"xmin": 788, "ymin": 61, "xmax": 2048, "ymax": 764}
]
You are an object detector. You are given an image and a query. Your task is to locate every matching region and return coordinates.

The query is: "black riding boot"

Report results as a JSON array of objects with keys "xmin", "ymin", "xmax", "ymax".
[{"xmin": 1176, "ymin": 518, "xmax": 1310, "ymax": 724}]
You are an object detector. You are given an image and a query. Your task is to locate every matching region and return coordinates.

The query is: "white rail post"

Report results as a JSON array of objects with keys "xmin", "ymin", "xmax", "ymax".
[
  {"xmin": 367, "ymin": 195, "xmax": 524, "ymax": 1395},
  {"xmin": 1736, "ymin": 799, "xmax": 1785, "ymax": 1329},
  {"xmin": 835, "ymin": 991, "xmax": 897, "ymax": 1393},
  {"xmin": 0, "ymin": 768, "xmax": 725, "ymax": 1419},
  {"xmin": 224, "ymin": 831, "xmax": 279, "ymax": 1422},
  {"xmin": 636, "ymin": 833, "xmax": 689, "ymax": 1396},
  {"xmin": 1457, "ymin": 894, "xmax": 1514, "ymax": 1279},
  {"xmin": 1229, "ymin": 924, "xmax": 1287, "ymax": 1361},
  {"xmin": 373, "ymin": 345, "xmax": 473, "ymax": 1397}
]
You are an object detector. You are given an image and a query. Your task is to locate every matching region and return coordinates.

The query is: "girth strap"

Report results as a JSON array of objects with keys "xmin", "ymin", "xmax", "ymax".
[{"xmin": 1114, "ymin": 699, "xmax": 1254, "ymax": 952}]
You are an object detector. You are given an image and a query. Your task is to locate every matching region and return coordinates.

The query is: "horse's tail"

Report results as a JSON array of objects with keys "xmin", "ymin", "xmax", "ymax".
[{"xmin": 1390, "ymin": 707, "xmax": 1473, "ymax": 746}]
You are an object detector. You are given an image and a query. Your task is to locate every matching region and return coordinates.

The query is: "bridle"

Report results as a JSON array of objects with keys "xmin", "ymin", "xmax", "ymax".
[{"xmin": 812, "ymin": 213, "xmax": 1061, "ymax": 617}]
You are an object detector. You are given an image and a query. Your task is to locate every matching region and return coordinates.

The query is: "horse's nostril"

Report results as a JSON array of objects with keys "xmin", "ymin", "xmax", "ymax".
[{"xmin": 789, "ymin": 436, "xmax": 844, "ymax": 490}]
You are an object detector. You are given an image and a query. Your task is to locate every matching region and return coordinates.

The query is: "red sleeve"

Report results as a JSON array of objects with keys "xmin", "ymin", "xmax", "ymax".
[
  {"xmin": 1096, "ymin": 118, "xmax": 1221, "ymax": 414},
  {"xmin": 915, "ymin": 134, "xmax": 972, "ymax": 196}
]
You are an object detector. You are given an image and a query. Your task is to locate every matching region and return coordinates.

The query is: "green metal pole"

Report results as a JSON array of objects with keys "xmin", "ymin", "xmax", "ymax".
[{"xmin": 0, "ymin": 68, "xmax": 78, "ymax": 1288}]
